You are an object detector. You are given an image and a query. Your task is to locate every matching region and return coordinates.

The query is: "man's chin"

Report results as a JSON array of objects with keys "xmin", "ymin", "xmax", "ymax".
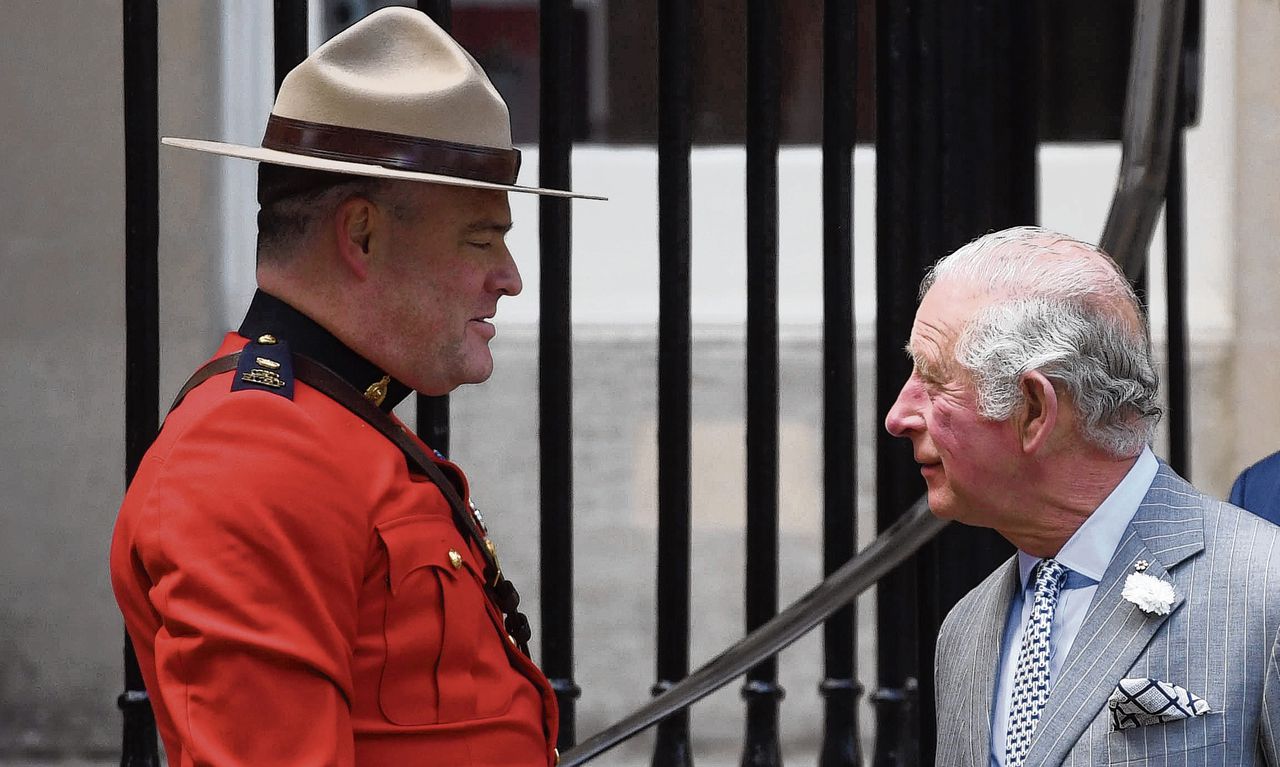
[
  {"xmin": 459, "ymin": 356, "xmax": 495, "ymax": 386},
  {"xmin": 403, "ymin": 362, "xmax": 493, "ymax": 395},
  {"xmin": 924, "ymin": 490, "xmax": 960, "ymax": 521}
]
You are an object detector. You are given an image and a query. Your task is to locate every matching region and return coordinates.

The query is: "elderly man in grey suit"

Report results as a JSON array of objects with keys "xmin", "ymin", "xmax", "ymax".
[{"xmin": 885, "ymin": 225, "xmax": 1280, "ymax": 766}]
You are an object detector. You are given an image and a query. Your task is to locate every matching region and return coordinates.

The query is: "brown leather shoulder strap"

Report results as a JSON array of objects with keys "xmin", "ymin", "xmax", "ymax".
[
  {"xmin": 289, "ymin": 356, "xmax": 496, "ymax": 576},
  {"xmin": 290, "ymin": 355, "xmax": 532, "ymax": 654},
  {"xmin": 168, "ymin": 353, "xmax": 241, "ymax": 412},
  {"xmin": 167, "ymin": 351, "xmax": 531, "ymax": 653},
  {"xmin": 167, "ymin": 352, "xmax": 494, "ymax": 578}
]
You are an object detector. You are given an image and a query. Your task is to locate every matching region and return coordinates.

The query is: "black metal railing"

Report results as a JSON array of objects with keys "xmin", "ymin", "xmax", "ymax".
[
  {"xmin": 118, "ymin": 2, "xmax": 1199, "ymax": 765},
  {"xmin": 652, "ymin": 0, "xmax": 694, "ymax": 763},
  {"xmin": 120, "ymin": 2, "xmax": 161, "ymax": 765},
  {"xmin": 411, "ymin": 3, "xmax": 454, "ymax": 457},
  {"xmin": 820, "ymin": 0, "xmax": 860, "ymax": 765},
  {"xmin": 537, "ymin": 0, "xmax": 583, "ymax": 748},
  {"xmin": 742, "ymin": 1, "xmax": 785, "ymax": 765},
  {"xmin": 874, "ymin": 4, "xmax": 1040, "ymax": 763},
  {"xmin": 414, "ymin": 3, "xmax": 453, "ymax": 457}
]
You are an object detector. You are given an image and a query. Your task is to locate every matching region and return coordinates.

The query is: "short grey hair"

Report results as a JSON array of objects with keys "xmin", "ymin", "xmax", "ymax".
[
  {"xmin": 922, "ymin": 225, "xmax": 1162, "ymax": 457},
  {"xmin": 256, "ymin": 177, "xmax": 413, "ymax": 265}
]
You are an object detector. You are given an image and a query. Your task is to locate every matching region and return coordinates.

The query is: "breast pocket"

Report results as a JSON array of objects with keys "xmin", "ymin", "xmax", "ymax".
[
  {"xmin": 376, "ymin": 514, "xmax": 495, "ymax": 726},
  {"xmin": 1106, "ymin": 711, "xmax": 1227, "ymax": 764}
]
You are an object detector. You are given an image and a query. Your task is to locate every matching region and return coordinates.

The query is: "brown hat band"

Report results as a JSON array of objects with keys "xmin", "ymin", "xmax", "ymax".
[{"xmin": 262, "ymin": 114, "xmax": 522, "ymax": 185}]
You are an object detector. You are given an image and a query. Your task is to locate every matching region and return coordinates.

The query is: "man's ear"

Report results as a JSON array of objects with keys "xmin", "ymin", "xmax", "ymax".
[
  {"xmin": 333, "ymin": 196, "xmax": 379, "ymax": 280},
  {"xmin": 1017, "ymin": 370, "xmax": 1059, "ymax": 454}
]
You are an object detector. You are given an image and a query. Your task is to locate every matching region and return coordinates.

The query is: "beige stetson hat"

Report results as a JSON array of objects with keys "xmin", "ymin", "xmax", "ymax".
[{"xmin": 163, "ymin": 6, "xmax": 602, "ymax": 200}]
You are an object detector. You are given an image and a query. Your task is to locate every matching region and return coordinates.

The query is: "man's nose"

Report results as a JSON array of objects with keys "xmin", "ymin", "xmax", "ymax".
[
  {"xmin": 885, "ymin": 375, "xmax": 925, "ymax": 438},
  {"xmin": 494, "ymin": 246, "xmax": 523, "ymax": 297}
]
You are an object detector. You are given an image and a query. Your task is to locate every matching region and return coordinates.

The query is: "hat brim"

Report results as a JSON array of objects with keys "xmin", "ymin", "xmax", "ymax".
[{"xmin": 162, "ymin": 137, "xmax": 607, "ymax": 201}]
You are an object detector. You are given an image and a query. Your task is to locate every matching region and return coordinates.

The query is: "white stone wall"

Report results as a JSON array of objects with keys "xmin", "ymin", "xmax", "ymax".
[{"xmin": 1230, "ymin": 0, "xmax": 1280, "ymax": 480}]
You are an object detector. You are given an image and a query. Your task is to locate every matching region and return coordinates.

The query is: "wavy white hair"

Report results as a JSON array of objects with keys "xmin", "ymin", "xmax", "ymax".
[{"xmin": 921, "ymin": 226, "xmax": 1162, "ymax": 458}]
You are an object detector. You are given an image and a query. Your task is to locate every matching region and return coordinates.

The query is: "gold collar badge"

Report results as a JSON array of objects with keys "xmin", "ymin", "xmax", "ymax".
[{"xmin": 364, "ymin": 375, "xmax": 390, "ymax": 407}]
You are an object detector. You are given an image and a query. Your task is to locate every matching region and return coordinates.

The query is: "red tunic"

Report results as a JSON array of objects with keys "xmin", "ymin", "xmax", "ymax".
[{"xmin": 110, "ymin": 332, "xmax": 558, "ymax": 766}]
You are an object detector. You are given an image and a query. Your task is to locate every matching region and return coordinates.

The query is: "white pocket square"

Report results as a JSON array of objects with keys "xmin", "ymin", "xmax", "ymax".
[{"xmin": 1108, "ymin": 678, "xmax": 1211, "ymax": 730}]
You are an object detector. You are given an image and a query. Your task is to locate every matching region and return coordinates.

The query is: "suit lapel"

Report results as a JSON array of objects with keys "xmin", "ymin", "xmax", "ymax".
[
  {"xmin": 1023, "ymin": 465, "xmax": 1205, "ymax": 766},
  {"xmin": 950, "ymin": 557, "xmax": 1018, "ymax": 765}
]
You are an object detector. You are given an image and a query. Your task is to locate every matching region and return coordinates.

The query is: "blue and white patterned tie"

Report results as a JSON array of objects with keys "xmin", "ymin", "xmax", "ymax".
[{"xmin": 1005, "ymin": 558, "xmax": 1068, "ymax": 767}]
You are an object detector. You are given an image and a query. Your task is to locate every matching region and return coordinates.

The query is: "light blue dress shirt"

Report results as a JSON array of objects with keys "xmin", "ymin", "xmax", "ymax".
[{"xmin": 988, "ymin": 447, "xmax": 1159, "ymax": 766}]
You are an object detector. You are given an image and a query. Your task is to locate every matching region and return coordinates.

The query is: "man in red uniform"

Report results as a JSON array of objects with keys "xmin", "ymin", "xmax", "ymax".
[{"xmin": 110, "ymin": 8, "xmax": 599, "ymax": 765}]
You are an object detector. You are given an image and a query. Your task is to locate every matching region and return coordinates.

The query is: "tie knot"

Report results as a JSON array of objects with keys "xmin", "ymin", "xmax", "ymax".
[{"xmin": 1033, "ymin": 558, "xmax": 1068, "ymax": 594}]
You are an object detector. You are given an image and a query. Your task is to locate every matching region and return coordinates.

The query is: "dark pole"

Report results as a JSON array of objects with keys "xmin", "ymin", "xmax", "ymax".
[
  {"xmin": 874, "ymin": 2, "xmax": 1033, "ymax": 763},
  {"xmin": 742, "ymin": 1, "xmax": 784, "ymax": 765},
  {"xmin": 121, "ymin": 1, "xmax": 161, "ymax": 764},
  {"xmin": 416, "ymin": 0, "xmax": 453, "ymax": 31},
  {"xmin": 819, "ymin": 0, "xmax": 860, "ymax": 765},
  {"xmin": 1164, "ymin": 0, "xmax": 1199, "ymax": 479},
  {"xmin": 872, "ymin": 2, "xmax": 926, "ymax": 762},
  {"xmin": 1164, "ymin": 127, "xmax": 1188, "ymax": 477},
  {"xmin": 273, "ymin": 0, "xmax": 308, "ymax": 92},
  {"xmin": 652, "ymin": 0, "xmax": 694, "ymax": 762},
  {"xmin": 1167, "ymin": 1, "xmax": 1192, "ymax": 481},
  {"xmin": 416, "ymin": 0, "xmax": 452, "ymax": 455},
  {"xmin": 539, "ymin": 0, "xmax": 581, "ymax": 749}
]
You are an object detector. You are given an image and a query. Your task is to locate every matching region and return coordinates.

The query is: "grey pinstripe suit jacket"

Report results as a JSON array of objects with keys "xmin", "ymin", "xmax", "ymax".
[{"xmin": 935, "ymin": 464, "xmax": 1280, "ymax": 766}]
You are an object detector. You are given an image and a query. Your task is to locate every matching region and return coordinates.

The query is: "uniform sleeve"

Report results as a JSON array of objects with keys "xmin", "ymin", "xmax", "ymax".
[{"xmin": 135, "ymin": 392, "xmax": 368, "ymax": 767}]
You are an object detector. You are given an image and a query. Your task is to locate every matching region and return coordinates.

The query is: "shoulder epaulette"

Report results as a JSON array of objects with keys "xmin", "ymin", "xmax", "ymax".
[{"xmin": 231, "ymin": 334, "xmax": 295, "ymax": 400}]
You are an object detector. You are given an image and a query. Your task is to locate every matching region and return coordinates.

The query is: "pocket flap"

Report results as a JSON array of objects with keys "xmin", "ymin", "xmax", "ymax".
[{"xmin": 376, "ymin": 515, "xmax": 469, "ymax": 593}]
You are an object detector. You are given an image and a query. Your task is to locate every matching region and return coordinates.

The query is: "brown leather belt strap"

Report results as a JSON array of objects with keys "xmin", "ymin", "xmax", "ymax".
[
  {"xmin": 262, "ymin": 114, "xmax": 522, "ymax": 184},
  {"xmin": 169, "ymin": 351, "xmax": 531, "ymax": 654}
]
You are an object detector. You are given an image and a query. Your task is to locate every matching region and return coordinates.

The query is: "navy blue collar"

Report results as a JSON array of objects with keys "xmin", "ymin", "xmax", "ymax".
[{"xmin": 237, "ymin": 290, "xmax": 412, "ymax": 413}]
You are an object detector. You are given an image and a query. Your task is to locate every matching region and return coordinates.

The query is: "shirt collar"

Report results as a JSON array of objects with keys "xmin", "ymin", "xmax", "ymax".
[
  {"xmin": 237, "ymin": 289, "xmax": 413, "ymax": 413},
  {"xmin": 1016, "ymin": 446, "xmax": 1159, "ymax": 589}
]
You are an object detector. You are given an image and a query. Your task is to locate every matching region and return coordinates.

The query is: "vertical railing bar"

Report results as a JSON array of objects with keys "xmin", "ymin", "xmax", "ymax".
[
  {"xmin": 273, "ymin": 0, "xmax": 308, "ymax": 92},
  {"xmin": 872, "ymin": 0, "xmax": 924, "ymax": 763},
  {"xmin": 121, "ymin": 2, "xmax": 162, "ymax": 765},
  {"xmin": 1164, "ymin": 14, "xmax": 1190, "ymax": 479},
  {"xmin": 1164, "ymin": 127, "xmax": 1188, "ymax": 477},
  {"xmin": 416, "ymin": 0, "xmax": 453, "ymax": 32},
  {"xmin": 743, "ymin": 0, "xmax": 784, "ymax": 765},
  {"xmin": 415, "ymin": 1, "xmax": 452, "ymax": 456},
  {"xmin": 652, "ymin": 0, "xmax": 695, "ymax": 762},
  {"xmin": 123, "ymin": 8, "xmax": 160, "ymax": 483},
  {"xmin": 874, "ymin": 2, "xmax": 1038, "ymax": 760},
  {"xmin": 539, "ymin": 0, "xmax": 581, "ymax": 749},
  {"xmin": 819, "ymin": 0, "xmax": 860, "ymax": 765},
  {"xmin": 416, "ymin": 393, "xmax": 451, "ymax": 455}
]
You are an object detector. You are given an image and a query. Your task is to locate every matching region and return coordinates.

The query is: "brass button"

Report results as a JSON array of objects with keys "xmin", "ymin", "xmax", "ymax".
[
  {"xmin": 448, "ymin": 549, "xmax": 463, "ymax": 569},
  {"xmin": 257, "ymin": 334, "xmax": 278, "ymax": 345},
  {"xmin": 254, "ymin": 356, "xmax": 281, "ymax": 370},
  {"xmin": 553, "ymin": 748, "xmax": 560, "ymax": 765},
  {"xmin": 507, "ymin": 634, "xmax": 517, "ymax": 646}
]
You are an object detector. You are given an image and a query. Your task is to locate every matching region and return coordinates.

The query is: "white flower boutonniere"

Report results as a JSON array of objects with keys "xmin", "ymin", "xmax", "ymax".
[{"xmin": 1122, "ymin": 570, "xmax": 1176, "ymax": 615}]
